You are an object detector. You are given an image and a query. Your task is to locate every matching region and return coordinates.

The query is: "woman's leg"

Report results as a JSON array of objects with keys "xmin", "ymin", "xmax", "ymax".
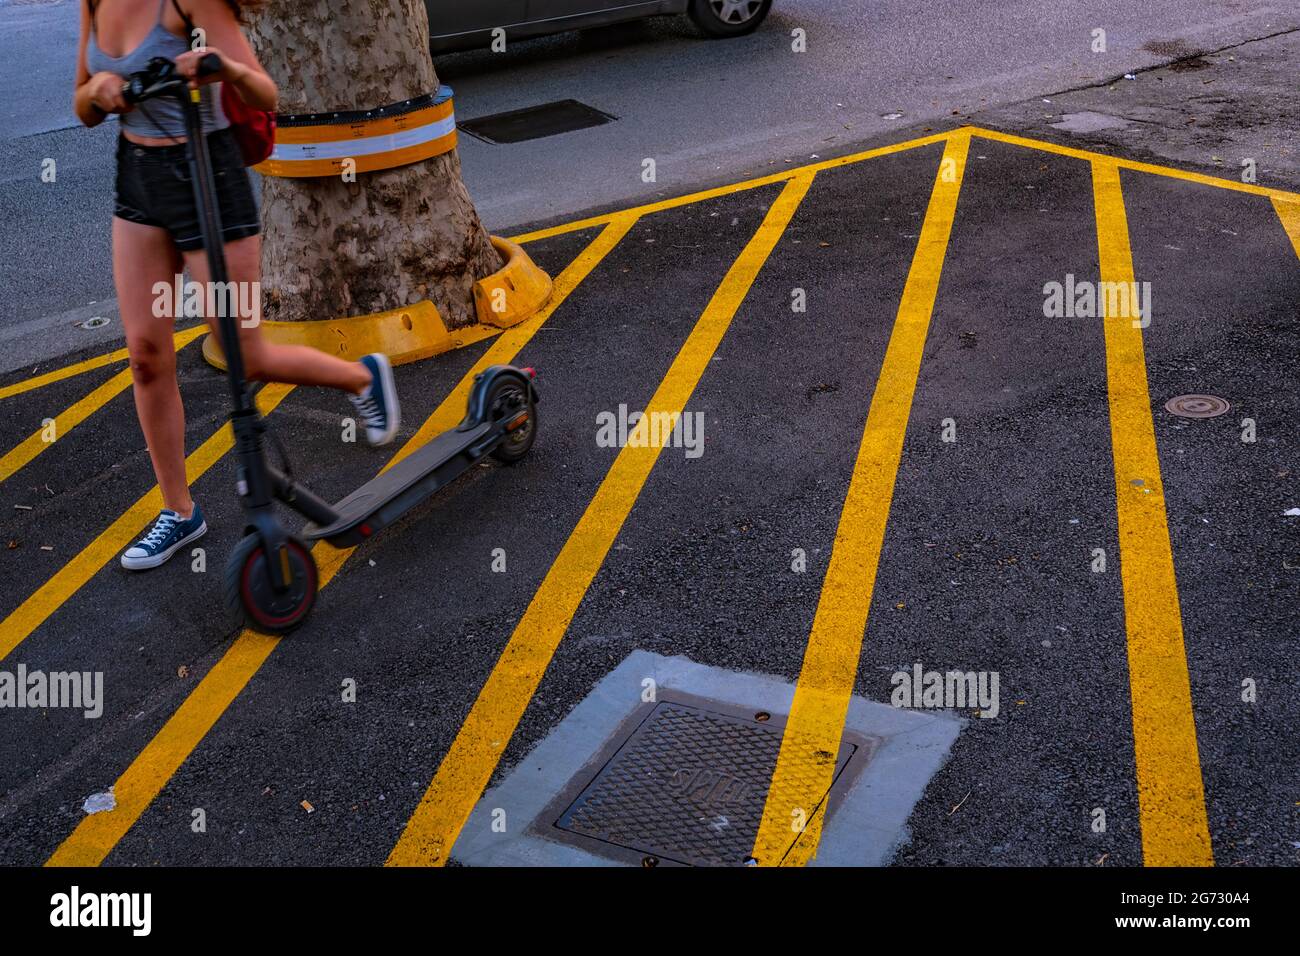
[
  {"xmin": 182, "ymin": 235, "xmax": 371, "ymax": 393},
  {"xmin": 114, "ymin": 217, "xmax": 193, "ymax": 516}
]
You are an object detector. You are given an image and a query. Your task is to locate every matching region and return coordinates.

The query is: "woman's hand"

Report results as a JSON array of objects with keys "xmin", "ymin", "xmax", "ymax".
[
  {"xmin": 175, "ymin": 46, "xmax": 245, "ymax": 88},
  {"xmin": 86, "ymin": 70, "xmax": 131, "ymax": 114}
]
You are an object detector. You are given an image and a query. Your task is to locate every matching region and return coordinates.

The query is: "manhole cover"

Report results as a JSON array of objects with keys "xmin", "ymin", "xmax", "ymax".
[
  {"xmin": 458, "ymin": 99, "xmax": 616, "ymax": 144},
  {"xmin": 1165, "ymin": 394, "xmax": 1230, "ymax": 418},
  {"xmin": 542, "ymin": 695, "xmax": 873, "ymax": 867}
]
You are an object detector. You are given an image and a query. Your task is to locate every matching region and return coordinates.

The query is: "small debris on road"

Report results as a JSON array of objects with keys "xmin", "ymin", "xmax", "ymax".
[{"xmin": 83, "ymin": 791, "xmax": 116, "ymax": 815}]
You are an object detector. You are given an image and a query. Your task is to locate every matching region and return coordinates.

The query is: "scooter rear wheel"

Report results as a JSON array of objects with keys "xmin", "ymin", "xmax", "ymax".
[
  {"xmin": 224, "ymin": 533, "xmax": 318, "ymax": 634},
  {"xmin": 489, "ymin": 376, "xmax": 537, "ymax": 464}
]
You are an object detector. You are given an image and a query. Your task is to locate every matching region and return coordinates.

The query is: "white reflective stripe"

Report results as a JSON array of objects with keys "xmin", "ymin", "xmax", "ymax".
[{"xmin": 268, "ymin": 115, "xmax": 457, "ymax": 162}]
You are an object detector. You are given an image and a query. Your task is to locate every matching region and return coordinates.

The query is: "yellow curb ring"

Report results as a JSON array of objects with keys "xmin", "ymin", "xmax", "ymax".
[
  {"xmin": 204, "ymin": 87, "xmax": 554, "ymax": 369},
  {"xmin": 202, "ymin": 238, "xmax": 554, "ymax": 371}
]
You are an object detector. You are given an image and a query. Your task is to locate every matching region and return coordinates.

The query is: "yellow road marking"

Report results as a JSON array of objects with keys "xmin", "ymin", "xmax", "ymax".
[
  {"xmin": 0, "ymin": 326, "xmax": 206, "ymax": 402},
  {"xmin": 13, "ymin": 120, "xmax": 1269, "ymax": 865},
  {"xmin": 969, "ymin": 127, "xmax": 1300, "ymax": 203},
  {"xmin": 750, "ymin": 134, "xmax": 971, "ymax": 867},
  {"xmin": 1272, "ymin": 198, "xmax": 1300, "ymax": 261},
  {"xmin": 45, "ymin": 216, "xmax": 637, "ymax": 868},
  {"xmin": 511, "ymin": 126, "xmax": 1299, "ymax": 245},
  {"xmin": 387, "ymin": 174, "xmax": 814, "ymax": 867},
  {"xmin": 0, "ymin": 384, "xmax": 295, "ymax": 664},
  {"xmin": 1091, "ymin": 161, "xmax": 1213, "ymax": 867},
  {"xmin": 0, "ymin": 328, "xmax": 207, "ymax": 484},
  {"xmin": 7, "ymin": 125, "xmax": 1286, "ymax": 405},
  {"xmin": 509, "ymin": 132, "xmax": 947, "ymax": 244}
]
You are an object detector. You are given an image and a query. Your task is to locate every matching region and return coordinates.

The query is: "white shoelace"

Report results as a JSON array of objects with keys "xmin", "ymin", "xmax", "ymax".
[
  {"xmin": 139, "ymin": 513, "xmax": 180, "ymax": 549},
  {"xmin": 350, "ymin": 390, "xmax": 383, "ymax": 427}
]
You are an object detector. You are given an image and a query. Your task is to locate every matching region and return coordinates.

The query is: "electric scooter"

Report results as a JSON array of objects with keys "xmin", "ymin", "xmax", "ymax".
[{"xmin": 123, "ymin": 55, "xmax": 538, "ymax": 634}]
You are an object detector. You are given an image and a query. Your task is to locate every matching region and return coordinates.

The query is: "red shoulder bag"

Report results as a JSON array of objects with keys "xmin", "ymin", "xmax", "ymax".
[{"xmin": 220, "ymin": 82, "xmax": 275, "ymax": 167}]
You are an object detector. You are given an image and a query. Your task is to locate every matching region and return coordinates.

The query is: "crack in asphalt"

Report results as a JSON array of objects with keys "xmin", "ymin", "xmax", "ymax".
[{"xmin": 1040, "ymin": 26, "xmax": 1300, "ymax": 100}]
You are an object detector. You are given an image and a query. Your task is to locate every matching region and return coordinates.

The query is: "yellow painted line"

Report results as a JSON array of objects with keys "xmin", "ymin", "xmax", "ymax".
[
  {"xmin": 1091, "ymin": 161, "xmax": 1213, "ymax": 867},
  {"xmin": 1272, "ymin": 198, "xmax": 1300, "ymax": 260},
  {"xmin": 387, "ymin": 173, "xmax": 814, "ymax": 867},
  {"xmin": 509, "ymin": 131, "xmax": 948, "ymax": 244},
  {"xmin": 512, "ymin": 123, "xmax": 1299, "ymax": 248},
  {"xmin": 46, "ymin": 216, "xmax": 637, "ymax": 868},
  {"xmin": 0, "ymin": 328, "xmax": 207, "ymax": 485},
  {"xmin": 969, "ymin": 126, "xmax": 1300, "ymax": 203},
  {"xmin": 750, "ymin": 134, "xmax": 970, "ymax": 867},
  {"xmin": 0, "ymin": 326, "xmax": 206, "ymax": 402},
  {"xmin": 0, "ymin": 383, "xmax": 295, "ymax": 664},
  {"xmin": 8, "ymin": 125, "xmax": 1282, "ymax": 403}
]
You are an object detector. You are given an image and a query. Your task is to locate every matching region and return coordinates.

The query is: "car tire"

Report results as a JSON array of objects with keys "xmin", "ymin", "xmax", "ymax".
[{"xmin": 687, "ymin": 0, "xmax": 773, "ymax": 38}]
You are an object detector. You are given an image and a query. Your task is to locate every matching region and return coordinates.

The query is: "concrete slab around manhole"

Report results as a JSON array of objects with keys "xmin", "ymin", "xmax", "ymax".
[
  {"xmin": 451, "ymin": 651, "xmax": 962, "ymax": 867},
  {"xmin": 1049, "ymin": 111, "xmax": 1132, "ymax": 134}
]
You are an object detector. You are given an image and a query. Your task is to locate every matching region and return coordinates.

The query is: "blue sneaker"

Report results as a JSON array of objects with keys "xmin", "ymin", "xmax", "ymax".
[
  {"xmin": 121, "ymin": 505, "xmax": 208, "ymax": 571},
  {"xmin": 349, "ymin": 353, "xmax": 401, "ymax": 446}
]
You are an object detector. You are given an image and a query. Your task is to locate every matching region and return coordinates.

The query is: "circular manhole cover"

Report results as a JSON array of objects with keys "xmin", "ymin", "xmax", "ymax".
[{"xmin": 1165, "ymin": 394, "xmax": 1230, "ymax": 419}]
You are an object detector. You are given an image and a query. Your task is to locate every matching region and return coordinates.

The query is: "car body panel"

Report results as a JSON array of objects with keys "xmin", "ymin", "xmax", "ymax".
[
  {"xmin": 433, "ymin": 0, "xmax": 529, "ymax": 37},
  {"xmin": 427, "ymin": 0, "xmax": 689, "ymax": 53}
]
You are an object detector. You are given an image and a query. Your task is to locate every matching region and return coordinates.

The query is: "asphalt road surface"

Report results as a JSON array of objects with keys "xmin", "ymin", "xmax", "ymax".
[
  {"xmin": 1, "ymin": 123, "xmax": 1296, "ymax": 866},
  {"xmin": 1, "ymin": 0, "xmax": 1297, "ymax": 369}
]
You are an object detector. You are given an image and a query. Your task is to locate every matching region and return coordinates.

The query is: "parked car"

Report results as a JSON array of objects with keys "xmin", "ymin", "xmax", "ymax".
[{"xmin": 425, "ymin": 0, "xmax": 773, "ymax": 53}]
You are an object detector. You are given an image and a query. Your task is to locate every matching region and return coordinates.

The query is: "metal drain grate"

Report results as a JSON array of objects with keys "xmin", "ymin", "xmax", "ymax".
[
  {"xmin": 543, "ymin": 696, "xmax": 872, "ymax": 866},
  {"xmin": 1165, "ymin": 394, "xmax": 1230, "ymax": 418},
  {"xmin": 458, "ymin": 99, "xmax": 616, "ymax": 144}
]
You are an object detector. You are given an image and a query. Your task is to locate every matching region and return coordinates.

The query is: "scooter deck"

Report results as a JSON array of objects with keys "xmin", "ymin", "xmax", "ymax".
[{"xmin": 302, "ymin": 421, "xmax": 493, "ymax": 547}]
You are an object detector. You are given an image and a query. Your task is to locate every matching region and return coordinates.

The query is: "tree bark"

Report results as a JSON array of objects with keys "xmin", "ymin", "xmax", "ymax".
[{"xmin": 247, "ymin": 0, "xmax": 501, "ymax": 327}]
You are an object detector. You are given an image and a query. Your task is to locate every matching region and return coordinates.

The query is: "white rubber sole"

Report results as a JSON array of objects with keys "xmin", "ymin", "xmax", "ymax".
[
  {"xmin": 366, "ymin": 353, "xmax": 401, "ymax": 446},
  {"xmin": 120, "ymin": 521, "xmax": 208, "ymax": 571}
]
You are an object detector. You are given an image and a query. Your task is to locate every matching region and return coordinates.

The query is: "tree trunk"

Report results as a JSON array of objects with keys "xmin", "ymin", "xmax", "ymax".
[{"xmin": 247, "ymin": 0, "xmax": 501, "ymax": 327}]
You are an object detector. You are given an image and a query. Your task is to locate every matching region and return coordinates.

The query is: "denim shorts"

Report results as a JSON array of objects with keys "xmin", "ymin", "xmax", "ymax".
[{"xmin": 114, "ymin": 127, "xmax": 260, "ymax": 252}]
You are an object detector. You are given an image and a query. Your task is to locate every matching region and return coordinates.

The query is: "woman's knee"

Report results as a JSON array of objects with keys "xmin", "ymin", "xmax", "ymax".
[{"xmin": 127, "ymin": 337, "xmax": 174, "ymax": 386}]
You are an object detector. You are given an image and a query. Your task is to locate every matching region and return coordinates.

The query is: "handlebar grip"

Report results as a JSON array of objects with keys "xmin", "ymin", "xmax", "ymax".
[{"xmin": 197, "ymin": 53, "xmax": 222, "ymax": 78}]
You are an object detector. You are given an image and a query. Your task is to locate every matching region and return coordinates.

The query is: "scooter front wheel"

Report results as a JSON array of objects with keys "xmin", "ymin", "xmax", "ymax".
[
  {"xmin": 224, "ymin": 534, "xmax": 318, "ymax": 634},
  {"xmin": 488, "ymin": 375, "xmax": 537, "ymax": 464}
]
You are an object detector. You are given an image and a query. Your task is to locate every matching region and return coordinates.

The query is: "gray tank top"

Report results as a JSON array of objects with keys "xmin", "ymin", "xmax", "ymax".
[{"xmin": 85, "ymin": 0, "xmax": 228, "ymax": 138}]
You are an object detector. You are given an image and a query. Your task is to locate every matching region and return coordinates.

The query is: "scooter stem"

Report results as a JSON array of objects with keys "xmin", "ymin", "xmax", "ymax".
[{"xmin": 181, "ymin": 85, "xmax": 253, "ymax": 416}]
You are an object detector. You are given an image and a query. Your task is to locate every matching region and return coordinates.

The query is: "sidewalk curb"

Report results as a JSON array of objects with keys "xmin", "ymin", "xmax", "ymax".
[{"xmin": 201, "ymin": 235, "xmax": 552, "ymax": 370}]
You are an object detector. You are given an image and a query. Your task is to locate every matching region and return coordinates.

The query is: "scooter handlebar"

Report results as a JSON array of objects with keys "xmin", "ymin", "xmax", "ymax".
[
  {"xmin": 121, "ymin": 53, "xmax": 223, "ymax": 105},
  {"xmin": 197, "ymin": 52, "xmax": 223, "ymax": 79}
]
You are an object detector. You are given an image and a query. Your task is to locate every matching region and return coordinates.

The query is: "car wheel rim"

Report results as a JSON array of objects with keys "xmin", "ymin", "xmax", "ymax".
[{"xmin": 709, "ymin": 0, "xmax": 763, "ymax": 25}]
